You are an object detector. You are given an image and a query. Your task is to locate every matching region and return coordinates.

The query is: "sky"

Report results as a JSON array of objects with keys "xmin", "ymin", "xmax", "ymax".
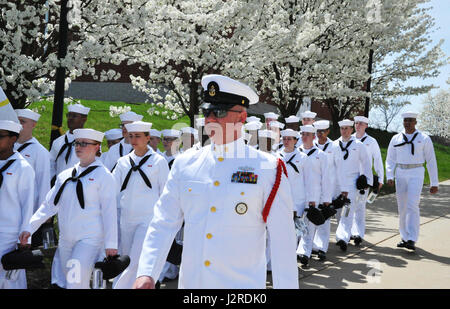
[{"xmin": 373, "ymin": 0, "xmax": 450, "ymax": 131}]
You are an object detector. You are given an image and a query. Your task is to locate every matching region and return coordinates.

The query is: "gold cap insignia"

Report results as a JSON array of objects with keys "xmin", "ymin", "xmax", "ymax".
[{"xmin": 209, "ymin": 85, "xmax": 216, "ymax": 97}]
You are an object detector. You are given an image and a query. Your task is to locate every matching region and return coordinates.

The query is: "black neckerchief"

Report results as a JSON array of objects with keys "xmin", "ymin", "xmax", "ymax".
[
  {"xmin": 55, "ymin": 135, "xmax": 73, "ymax": 164},
  {"xmin": 120, "ymin": 155, "xmax": 152, "ymax": 191},
  {"xmin": 339, "ymin": 139, "xmax": 353, "ymax": 160},
  {"xmin": 17, "ymin": 142, "xmax": 33, "ymax": 153},
  {"xmin": 54, "ymin": 165, "xmax": 99, "ymax": 209},
  {"xmin": 394, "ymin": 132, "xmax": 419, "ymax": 155},
  {"xmin": 285, "ymin": 153, "xmax": 299, "ymax": 174}
]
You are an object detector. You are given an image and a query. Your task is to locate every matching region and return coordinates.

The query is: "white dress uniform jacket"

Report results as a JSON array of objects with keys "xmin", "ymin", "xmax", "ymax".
[
  {"xmin": 103, "ymin": 139, "xmax": 133, "ymax": 171},
  {"xmin": 0, "ymin": 152, "xmax": 35, "ymax": 289},
  {"xmin": 49, "ymin": 132, "xmax": 79, "ymax": 180},
  {"xmin": 14, "ymin": 137, "xmax": 51, "ymax": 212},
  {"xmin": 137, "ymin": 138, "xmax": 298, "ymax": 289},
  {"xmin": 385, "ymin": 129, "xmax": 438, "ymax": 243}
]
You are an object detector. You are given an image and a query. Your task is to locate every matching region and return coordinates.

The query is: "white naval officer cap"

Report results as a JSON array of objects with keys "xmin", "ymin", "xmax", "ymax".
[
  {"xmin": 313, "ymin": 120, "xmax": 330, "ymax": 130},
  {"xmin": 285, "ymin": 115, "xmax": 300, "ymax": 123},
  {"xmin": 401, "ymin": 111, "xmax": 419, "ymax": 119},
  {"xmin": 258, "ymin": 129, "xmax": 277, "ymax": 139},
  {"xmin": 125, "ymin": 121, "xmax": 152, "ymax": 133},
  {"xmin": 68, "ymin": 103, "xmax": 90, "ymax": 115},
  {"xmin": 245, "ymin": 121, "xmax": 263, "ymax": 131},
  {"xmin": 0, "ymin": 120, "xmax": 22, "ymax": 134},
  {"xmin": 246, "ymin": 116, "xmax": 260, "ymax": 123},
  {"xmin": 338, "ymin": 119, "xmax": 354, "ymax": 127},
  {"xmin": 269, "ymin": 121, "xmax": 285, "ymax": 129},
  {"xmin": 354, "ymin": 116, "xmax": 369, "ymax": 124},
  {"xmin": 162, "ymin": 129, "xmax": 181, "ymax": 138},
  {"xmin": 301, "ymin": 111, "xmax": 316, "ymax": 119},
  {"xmin": 119, "ymin": 111, "xmax": 143, "ymax": 122},
  {"xmin": 73, "ymin": 128, "xmax": 104, "ymax": 142},
  {"xmin": 264, "ymin": 112, "xmax": 279, "ymax": 120},
  {"xmin": 149, "ymin": 129, "xmax": 161, "ymax": 138},
  {"xmin": 104, "ymin": 128, "xmax": 123, "ymax": 141},
  {"xmin": 281, "ymin": 129, "xmax": 300, "ymax": 138},
  {"xmin": 201, "ymin": 75, "xmax": 259, "ymax": 109},
  {"xmin": 301, "ymin": 125, "xmax": 316, "ymax": 133},
  {"xmin": 15, "ymin": 109, "xmax": 41, "ymax": 122}
]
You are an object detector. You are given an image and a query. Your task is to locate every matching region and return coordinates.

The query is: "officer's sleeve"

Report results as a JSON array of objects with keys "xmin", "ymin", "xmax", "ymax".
[
  {"xmin": 136, "ymin": 167, "xmax": 184, "ymax": 281},
  {"xmin": 385, "ymin": 137, "xmax": 397, "ymax": 181},
  {"xmin": 99, "ymin": 170, "xmax": 118, "ymax": 249},
  {"xmin": 372, "ymin": 139, "xmax": 384, "ymax": 184},
  {"xmin": 266, "ymin": 167, "xmax": 299, "ymax": 289},
  {"xmin": 19, "ymin": 165, "xmax": 35, "ymax": 240},
  {"xmin": 423, "ymin": 136, "xmax": 439, "ymax": 187},
  {"xmin": 359, "ymin": 142, "xmax": 373, "ymax": 186}
]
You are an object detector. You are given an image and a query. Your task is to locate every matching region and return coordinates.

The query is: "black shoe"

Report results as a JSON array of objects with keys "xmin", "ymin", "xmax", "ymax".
[
  {"xmin": 336, "ymin": 240, "xmax": 347, "ymax": 252},
  {"xmin": 405, "ymin": 240, "xmax": 416, "ymax": 251},
  {"xmin": 311, "ymin": 250, "xmax": 319, "ymax": 256},
  {"xmin": 155, "ymin": 281, "xmax": 161, "ymax": 289},
  {"xmin": 350, "ymin": 235, "xmax": 356, "ymax": 240},
  {"xmin": 298, "ymin": 255, "xmax": 309, "ymax": 266},
  {"xmin": 397, "ymin": 240, "xmax": 408, "ymax": 248},
  {"xmin": 354, "ymin": 236, "xmax": 363, "ymax": 246},
  {"xmin": 318, "ymin": 250, "xmax": 326, "ymax": 261}
]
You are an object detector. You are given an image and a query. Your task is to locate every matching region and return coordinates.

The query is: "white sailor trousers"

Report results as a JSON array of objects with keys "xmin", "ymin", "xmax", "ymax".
[
  {"xmin": 296, "ymin": 217, "xmax": 319, "ymax": 257},
  {"xmin": 312, "ymin": 218, "xmax": 331, "ymax": 252},
  {"xmin": 57, "ymin": 238, "xmax": 102, "ymax": 289},
  {"xmin": 351, "ymin": 190, "xmax": 370, "ymax": 239},
  {"xmin": 0, "ymin": 233, "xmax": 27, "ymax": 289},
  {"xmin": 395, "ymin": 167, "xmax": 424, "ymax": 243},
  {"xmin": 335, "ymin": 189, "xmax": 358, "ymax": 244},
  {"xmin": 113, "ymin": 223, "xmax": 148, "ymax": 289}
]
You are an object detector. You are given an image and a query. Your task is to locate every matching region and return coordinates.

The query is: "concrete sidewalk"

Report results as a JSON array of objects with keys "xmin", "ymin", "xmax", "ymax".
[{"xmin": 160, "ymin": 181, "xmax": 450, "ymax": 289}]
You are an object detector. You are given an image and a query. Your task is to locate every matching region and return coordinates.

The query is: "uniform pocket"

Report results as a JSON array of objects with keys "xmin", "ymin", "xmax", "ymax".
[{"xmin": 180, "ymin": 181, "xmax": 209, "ymax": 224}]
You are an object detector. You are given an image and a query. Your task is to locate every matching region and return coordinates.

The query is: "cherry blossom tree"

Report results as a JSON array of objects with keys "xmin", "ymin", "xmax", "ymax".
[{"xmin": 418, "ymin": 89, "xmax": 450, "ymax": 138}]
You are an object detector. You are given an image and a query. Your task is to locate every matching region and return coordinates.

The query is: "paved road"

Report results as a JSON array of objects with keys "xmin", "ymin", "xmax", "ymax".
[{"xmin": 160, "ymin": 180, "xmax": 450, "ymax": 289}]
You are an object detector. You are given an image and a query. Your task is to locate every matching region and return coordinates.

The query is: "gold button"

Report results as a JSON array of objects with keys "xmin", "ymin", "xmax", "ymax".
[
  {"xmin": 210, "ymin": 206, "xmax": 216, "ymax": 213},
  {"xmin": 218, "ymin": 157, "xmax": 224, "ymax": 162},
  {"xmin": 214, "ymin": 181, "xmax": 220, "ymax": 187},
  {"xmin": 188, "ymin": 188, "xmax": 192, "ymax": 192},
  {"xmin": 206, "ymin": 233, "xmax": 213, "ymax": 239},
  {"xmin": 241, "ymin": 192, "xmax": 245, "ymax": 196},
  {"xmin": 204, "ymin": 260, "xmax": 211, "ymax": 267}
]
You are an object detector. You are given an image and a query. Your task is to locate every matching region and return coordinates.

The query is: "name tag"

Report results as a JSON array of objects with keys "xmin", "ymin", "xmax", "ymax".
[{"xmin": 231, "ymin": 171, "xmax": 258, "ymax": 184}]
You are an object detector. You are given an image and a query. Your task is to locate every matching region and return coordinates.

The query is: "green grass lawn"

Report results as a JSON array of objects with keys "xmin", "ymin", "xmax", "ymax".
[{"xmin": 28, "ymin": 98, "xmax": 191, "ymax": 153}]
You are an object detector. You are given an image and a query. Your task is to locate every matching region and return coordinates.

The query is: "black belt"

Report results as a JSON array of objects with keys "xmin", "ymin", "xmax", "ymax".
[
  {"xmin": 0, "ymin": 159, "xmax": 16, "ymax": 188},
  {"xmin": 55, "ymin": 135, "xmax": 73, "ymax": 164},
  {"xmin": 394, "ymin": 132, "xmax": 418, "ymax": 155},
  {"xmin": 121, "ymin": 155, "xmax": 152, "ymax": 191},
  {"xmin": 339, "ymin": 140, "xmax": 353, "ymax": 160},
  {"xmin": 54, "ymin": 166, "xmax": 99, "ymax": 209}
]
